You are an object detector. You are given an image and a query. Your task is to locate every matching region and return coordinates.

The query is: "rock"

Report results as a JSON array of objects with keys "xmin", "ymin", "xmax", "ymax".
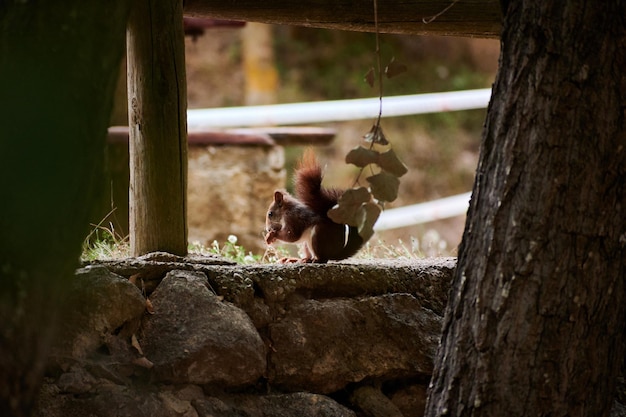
[
  {"xmin": 37, "ymin": 258, "xmax": 459, "ymax": 417},
  {"xmin": 193, "ymin": 392, "xmax": 356, "ymax": 417},
  {"xmin": 350, "ymin": 385, "xmax": 404, "ymax": 417},
  {"xmin": 87, "ymin": 252, "xmax": 235, "ymax": 295},
  {"xmin": 36, "ymin": 380, "xmax": 165, "ymax": 417},
  {"xmin": 56, "ymin": 366, "xmax": 98, "ymax": 394},
  {"xmin": 390, "ymin": 384, "xmax": 428, "ymax": 417},
  {"xmin": 51, "ymin": 265, "xmax": 146, "ymax": 359},
  {"xmin": 140, "ymin": 270, "xmax": 266, "ymax": 386},
  {"xmin": 158, "ymin": 390, "xmax": 198, "ymax": 417},
  {"xmin": 269, "ymin": 293, "xmax": 442, "ymax": 393},
  {"xmin": 202, "ymin": 269, "xmax": 257, "ymax": 314},
  {"xmin": 191, "ymin": 396, "xmax": 232, "ymax": 416},
  {"xmin": 240, "ymin": 259, "xmax": 453, "ymax": 316}
]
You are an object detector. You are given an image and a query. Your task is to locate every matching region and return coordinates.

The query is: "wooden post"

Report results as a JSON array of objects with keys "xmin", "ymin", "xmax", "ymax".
[
  {"xmin": 127, "ymin": 0, "xmax": 188, "ymax": 256},
  {"xmin": 242, "ymin": 23, "xmax": 278, "ymax": 106}
]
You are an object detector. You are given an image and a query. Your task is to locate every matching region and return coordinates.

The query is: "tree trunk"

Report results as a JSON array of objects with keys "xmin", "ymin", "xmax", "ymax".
[
  {"xmin": 425, "ymin": 1, "xmax": 626, "ymax": 417},
  {"xmin": 127, "ymin": 0, "xmax": 189, "ymax": 256},
  {"xmin": 0, "ymin": 2, "xmax": 130, "ymax": 416}
]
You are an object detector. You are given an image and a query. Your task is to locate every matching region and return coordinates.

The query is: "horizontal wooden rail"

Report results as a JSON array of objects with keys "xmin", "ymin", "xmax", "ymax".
[
  {"xmin": 184, "ymin": 0, "xmax": 502, "ymax": 38},
  {"xmin": 108, "ymin": 126, "xmax": 336, "ymax": 146}
]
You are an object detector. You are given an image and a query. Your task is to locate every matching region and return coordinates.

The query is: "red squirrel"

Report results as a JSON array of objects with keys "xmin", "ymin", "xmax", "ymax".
[{"xmin": 264, "ymin": 149, "xmax": 364, "ymax": 263}]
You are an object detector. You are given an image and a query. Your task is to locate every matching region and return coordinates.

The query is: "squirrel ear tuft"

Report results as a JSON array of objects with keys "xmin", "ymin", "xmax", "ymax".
[{"xmin": 274, "ymin": 191, "xmax": 284, "ymax": 204}]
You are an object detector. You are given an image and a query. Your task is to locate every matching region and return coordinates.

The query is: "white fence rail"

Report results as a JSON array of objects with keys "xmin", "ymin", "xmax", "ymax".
[
  {"xmin": 188, "ymin": 88, "xmax": 491, "ymax": 129},
  {"xmin": 374, "ymin": 192, "xmax": 472, "ymax": 231},
  {"xmin": 188, "ymin": 89, "xmax": 489, "ymax": 227}
]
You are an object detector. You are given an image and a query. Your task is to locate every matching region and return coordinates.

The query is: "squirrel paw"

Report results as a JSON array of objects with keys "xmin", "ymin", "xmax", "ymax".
[
  {"xmin": 265, "ymin": 230, "xmax": 278, "ymax": 245},
  {"xmin": 277, "ymin": 257, "xmax": 322, "ymax": 264},
  {"xmin": 277, "ymin": 257, "xmax": 301, "ymax": 264}
]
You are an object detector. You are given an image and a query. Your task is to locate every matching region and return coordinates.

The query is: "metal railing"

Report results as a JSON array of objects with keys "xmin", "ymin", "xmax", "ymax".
[{"xmin": 188, "ymin": 88, "xmax": 491, "ymax": 128}]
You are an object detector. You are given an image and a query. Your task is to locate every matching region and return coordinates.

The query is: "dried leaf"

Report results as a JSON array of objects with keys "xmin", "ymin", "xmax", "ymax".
[
  {"xmin": 374, "ymin": 126, "xmax": 389, "ymax": 145},
  {"xmin": 327, "ymin": 187, "xmax": 371, "ymax": 226},
  {"xmin": 131, "ymin": 334, "xmax": 144, "ymax": 356},
  {"xmin": 363, "ymin": 124, "xmax": 377, "ymax": 142},
  {"xmin": 363, "ymin": 125, "xmax": 388, "ymax": 145},
  {"xmin": 129, "ymin": 273, "xmax": 140, "ymax": 286},
  {"xmin": 367, "ymin": 171, "xmax": 400, "ymax": 202},
  {"xmin": 357, "ymin": 202, "xmax": 382, "ymax": 242},
  {"xmin": 364, "ymin": 67, "xmax": 376, "ymax": 87},
  {"xmin": 385, "ymin": 57, "xmax": 407, "ymax": 79},
  {"xmin": 133, "ymin": 357, "xmax": 154, "ymax": 369},
  {"xmin": 345, "ymin": 146, "xmax": 379, "ymax": 168},
  {"xmin": 377, "ymin": 149, "xmax": 409, "ymax": 177},
  {"xmin": 145, "ymin": 298, "xmax": 155, "ymax": 314}
]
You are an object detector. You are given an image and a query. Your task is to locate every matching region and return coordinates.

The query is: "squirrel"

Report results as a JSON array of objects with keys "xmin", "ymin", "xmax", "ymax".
[{"xmin": 264, "ymin": 149, "xmax": 364, "ymax": 263}]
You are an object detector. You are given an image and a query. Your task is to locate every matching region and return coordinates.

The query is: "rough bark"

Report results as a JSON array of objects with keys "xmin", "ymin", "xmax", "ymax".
[
  {"xmin": 127, "ymin": 0, "xmax": 189, "ymax": 256},
  {"xmin": 425, "ymin": 1, "xmax": 626, "ymax": 417},
  {"xmin": 0, "ymin": 2, "xmax": 130, "ymax": 416},
  {"xmin": 184, "ymin": 0, "xmax": 502, "ymax": 38}
]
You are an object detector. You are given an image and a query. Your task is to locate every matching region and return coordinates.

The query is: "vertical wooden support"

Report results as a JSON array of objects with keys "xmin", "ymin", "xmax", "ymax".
[
  {"xmin": 127, "ymin": 0, "xmax": 188, "ymax": 256},
  {"xmin": 242, "ymin": 23, "xmax": 278, "ymax": 106}
]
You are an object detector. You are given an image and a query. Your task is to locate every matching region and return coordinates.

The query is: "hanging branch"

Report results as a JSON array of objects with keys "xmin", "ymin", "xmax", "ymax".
[
  {"xmin": 422, "ymin": 0, "xmax": 461, "ymax": 24},
  {"xmin": 328, "ymin": 0, "xmax": 408, "ymax": 242},
  {"xmin": 374, "ymin": 0, "xmax": 384, "ymax": 128}
]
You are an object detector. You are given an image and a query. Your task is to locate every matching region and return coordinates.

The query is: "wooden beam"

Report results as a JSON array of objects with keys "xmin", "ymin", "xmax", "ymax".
[
  {"xmin": 127, "ymin": 0, "xmax": 188, "ymax": 256},
  {"xmin": 184, "ymin": 0, "xmax": 502, "ymax": 38}
]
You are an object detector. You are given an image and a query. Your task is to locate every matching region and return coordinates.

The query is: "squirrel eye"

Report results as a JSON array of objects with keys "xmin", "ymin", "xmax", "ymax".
[{"xmin": 268, "ymin": 210, "xmax": 274, "ymax": 218}]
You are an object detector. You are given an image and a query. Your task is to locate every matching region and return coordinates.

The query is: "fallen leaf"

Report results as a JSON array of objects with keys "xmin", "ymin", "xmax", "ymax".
[
  {"xmin": 133, "ymin": 357, "xmax": 154, "ymax": 369},
  {"xmin": 131, "ymin": 334, "xmax": 144, "ymax": 356},
  {"xmin": 129, "ymin": 273, "xmax": 140, "ymax": 286},
  {"xmin": 145, "ymin": 298, "xmax": 155, "ymax": 314}
]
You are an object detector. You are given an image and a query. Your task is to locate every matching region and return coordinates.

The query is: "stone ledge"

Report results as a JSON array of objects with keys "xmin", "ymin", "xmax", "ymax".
[{"xmin": 37, "ymin": 255, "xmax": 455, "ymax": 417}]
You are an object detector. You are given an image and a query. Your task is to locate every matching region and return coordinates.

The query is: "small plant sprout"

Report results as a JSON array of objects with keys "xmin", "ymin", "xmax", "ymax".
[{"xmin": 189, "ymin": 235, "xmax": 261, "ymax": 264}]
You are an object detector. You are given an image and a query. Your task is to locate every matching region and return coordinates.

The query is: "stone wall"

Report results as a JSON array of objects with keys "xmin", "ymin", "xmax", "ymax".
[
  {"xmin": 36, "ymin": 253, "xmax": 454, "ymax": 417},
  {"xmin": 187, "ymin": 145, "xmax": 285, "ymax": 253}
]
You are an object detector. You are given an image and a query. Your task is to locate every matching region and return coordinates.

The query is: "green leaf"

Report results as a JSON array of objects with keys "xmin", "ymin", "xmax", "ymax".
[
  {"xmin": 385, "ymin": 57, "xmax": 407, "ymax": 79},
  {"xmin": 327, "ymin": 187, "xmax": 371, "ymax": 226},
  {"xmin": 364, "ymin": 67, "xmax": 375, "ymax": 87},
  {"xmin": 377, "ymin": 149, "xmax": 408, "ymax": 177},
  {"xmin": 346, "ymin": 146, "xmax": 379, "ymax": 168},
  {"xmin": 357, "ymin": 202, "xmax": 381, "ymax": 242},
  {"xmin": 367, "ymin": 172, "xmax": 400, "ymax": 202}
]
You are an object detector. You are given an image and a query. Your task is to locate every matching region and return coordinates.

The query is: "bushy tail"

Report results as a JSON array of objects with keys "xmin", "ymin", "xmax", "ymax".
[{"xmin": 294, "ymin": 148, "xmax": 343, "ymax": 216}]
